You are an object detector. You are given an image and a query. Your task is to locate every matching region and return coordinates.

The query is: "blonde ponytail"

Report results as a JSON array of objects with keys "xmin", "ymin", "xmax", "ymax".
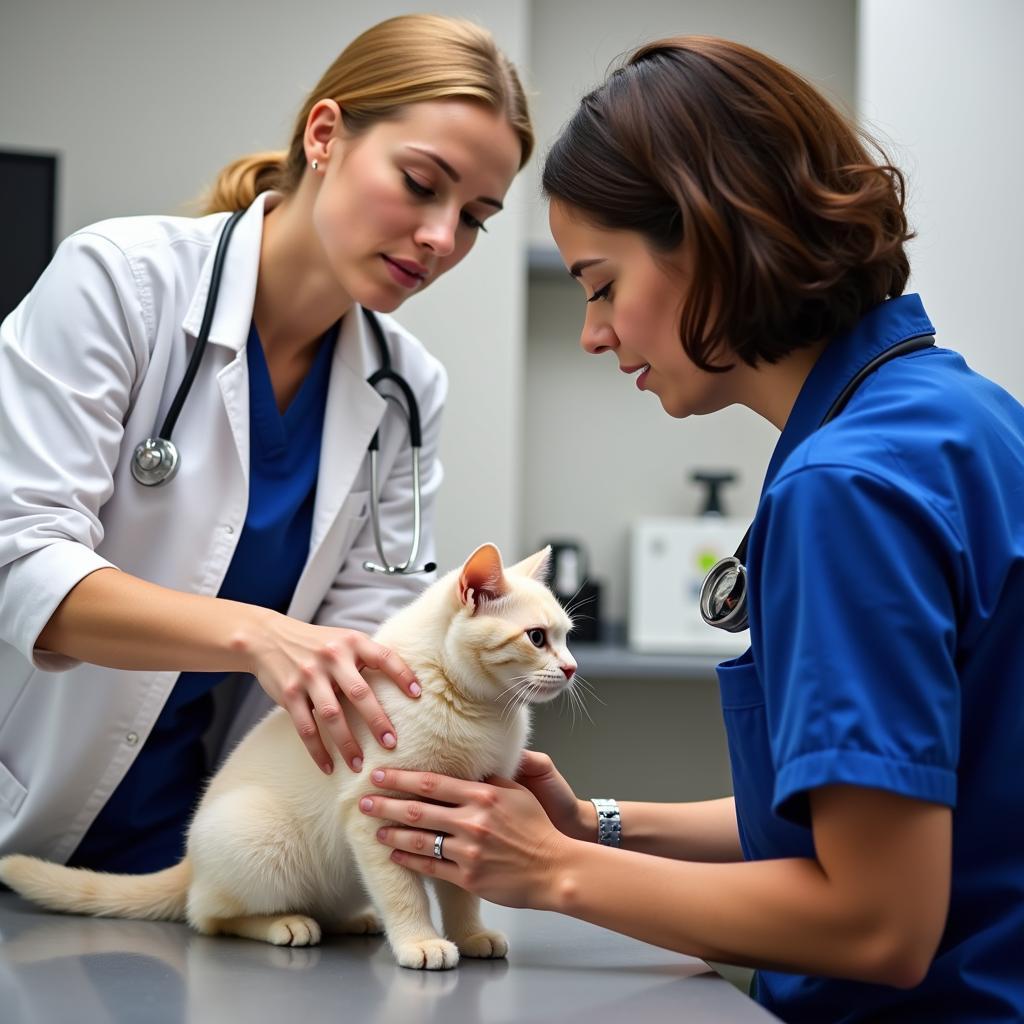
[
  {"xmin": 200, "ymin": 151, "xmax": 287, "ymax": 215},
  {"xmin": 197, "ymin": 15, "xmax": 532, "ymax": 216}
]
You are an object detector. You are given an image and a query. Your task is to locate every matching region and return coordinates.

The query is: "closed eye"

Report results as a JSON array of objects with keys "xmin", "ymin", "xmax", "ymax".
[
  {"xmin": 404, "ymin": 173, "xmax": 488, "ymax": 233},
  {"xmin": 403, "ymin": 171, "xmax": 434, "ymax": 198}
]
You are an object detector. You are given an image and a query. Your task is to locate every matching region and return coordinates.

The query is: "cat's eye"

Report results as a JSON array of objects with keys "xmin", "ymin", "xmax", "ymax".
[{"xmin": 527, "ymin": 628, "xmax": 547, "ymax": 648}]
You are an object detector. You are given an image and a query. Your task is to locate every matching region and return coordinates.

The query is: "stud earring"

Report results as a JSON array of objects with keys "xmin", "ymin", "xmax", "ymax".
[{"xmin": 311, "ymin": 159, "xmax": 319, "ymax": 171}]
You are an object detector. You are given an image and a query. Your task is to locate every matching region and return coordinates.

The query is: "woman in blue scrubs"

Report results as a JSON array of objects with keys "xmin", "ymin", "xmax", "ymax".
[{"xmin": 361, "ymin": 36, "xmax": 1024, "ymax": 1022}]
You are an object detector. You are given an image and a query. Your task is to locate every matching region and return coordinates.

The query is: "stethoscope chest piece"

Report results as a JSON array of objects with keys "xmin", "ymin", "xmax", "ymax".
[
  {"xmin": 131, "ymin": 437, "xmax": 180, "ymax": 486},
  {"xmin": 699, "ymin": 555, "xmax": 749, "ymax": 633}
]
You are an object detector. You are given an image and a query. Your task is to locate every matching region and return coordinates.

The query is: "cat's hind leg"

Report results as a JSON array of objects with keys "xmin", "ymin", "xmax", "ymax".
[
  {"xmin": 185, "ymin": 785, "xmax": 323, "ymax": 947},
  {"xmin": 204, "ymin": 913, "xmax": 322, "ymax": 946}
]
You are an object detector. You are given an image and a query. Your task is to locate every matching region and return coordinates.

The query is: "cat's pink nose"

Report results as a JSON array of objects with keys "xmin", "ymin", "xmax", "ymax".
[{"xmin": 561, "ymin": 665, "xmax": 576, "ymax": 680}]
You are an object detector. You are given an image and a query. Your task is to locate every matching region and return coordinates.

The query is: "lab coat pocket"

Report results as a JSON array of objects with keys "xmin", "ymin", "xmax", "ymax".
[{"xmin": 0, "ymin": 758, "xmax": 27, "ymax": 818}]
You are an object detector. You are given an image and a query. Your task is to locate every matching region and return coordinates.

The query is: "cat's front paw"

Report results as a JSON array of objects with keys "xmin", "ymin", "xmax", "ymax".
[
  {"xmin": 454, "ymin": 929, "xmax": 509, "ymax": 959},
  {"xmin": 395, "ymin": 937, "xmax": 460, "ymax": 970}
]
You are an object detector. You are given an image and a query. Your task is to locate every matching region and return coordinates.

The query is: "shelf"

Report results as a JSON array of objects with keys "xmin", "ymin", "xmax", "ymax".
[{"xmin": 571, "ymin": 624, "xmax": 739, "ymax": 681}]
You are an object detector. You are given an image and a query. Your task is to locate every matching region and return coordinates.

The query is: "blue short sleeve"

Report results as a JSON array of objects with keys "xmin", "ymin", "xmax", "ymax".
[{"xmin": 749, "ymin": 464, "xmax": 963, "ymax": 826}]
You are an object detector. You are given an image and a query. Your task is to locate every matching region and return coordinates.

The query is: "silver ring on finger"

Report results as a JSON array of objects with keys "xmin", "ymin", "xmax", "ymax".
[{"xmin": 433, "ymin": 834, "xmax": 446, "ymax": 860}]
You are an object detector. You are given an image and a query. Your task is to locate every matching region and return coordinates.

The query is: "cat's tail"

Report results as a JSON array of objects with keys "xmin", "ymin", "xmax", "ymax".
[{"xmin": 0, "ymin": 854, "xmax": 191, "ymax": 922}]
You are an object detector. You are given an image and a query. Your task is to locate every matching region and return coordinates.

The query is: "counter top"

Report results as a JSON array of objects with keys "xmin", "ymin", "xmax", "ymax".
[
  {"xmin": 0, "ymin": 891, "xmax": 778, "ymax": 1023},
  {"xmin": 573, "ymin": 638, "xmax": 728, "ymax": 681},
  {"xmin": 571, "ymin": 624, "xmax": 740, "ymax": 681}
]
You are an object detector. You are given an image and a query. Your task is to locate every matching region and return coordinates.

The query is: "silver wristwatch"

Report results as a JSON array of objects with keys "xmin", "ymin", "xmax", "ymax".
[{"xmin": 590, "ymin": 798, "xmax": 621, "ymax": 847}]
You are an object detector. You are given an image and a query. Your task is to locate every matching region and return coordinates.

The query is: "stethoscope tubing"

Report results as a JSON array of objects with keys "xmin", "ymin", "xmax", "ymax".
[
  {"xmin": 131, "ymin": 207, "xmax": 433, "ymax": 575},
  {"xmin": 160, "ymin": 209, "xmax": 246, "ymax": 443}
]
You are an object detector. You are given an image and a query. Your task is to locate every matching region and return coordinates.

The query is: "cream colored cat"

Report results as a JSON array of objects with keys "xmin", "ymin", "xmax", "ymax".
[{"xmin": 0, "ymin": 543, "xmax": 577, "ymax": 970}]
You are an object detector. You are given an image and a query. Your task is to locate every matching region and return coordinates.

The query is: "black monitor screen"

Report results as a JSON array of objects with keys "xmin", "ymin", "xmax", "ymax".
[{"xmin": 0, "ymin": 151, "xmax": 57, "ymax": 323}]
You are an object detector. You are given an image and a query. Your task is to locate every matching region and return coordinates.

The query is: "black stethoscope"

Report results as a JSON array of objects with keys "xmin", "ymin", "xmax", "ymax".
[
  {"xmin": 130, "ymin": 208, "xmax": 435, "ymax": 576},
  {"xmin": 699, "ymin": 332, "xmax": 936, "ymax": 633}
]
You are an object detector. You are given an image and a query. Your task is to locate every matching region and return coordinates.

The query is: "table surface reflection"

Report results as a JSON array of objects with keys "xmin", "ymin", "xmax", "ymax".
[{"xmin": 0, "ymin": 891, "xmax": 778, "ymax": 1023}]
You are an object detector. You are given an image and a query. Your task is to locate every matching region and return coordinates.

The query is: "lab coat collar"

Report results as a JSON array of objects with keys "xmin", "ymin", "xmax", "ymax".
[
  {"xmin": 337, "ymin": 299, "xmax": 385, "ymax": 381},
  {"xmin": 181, "ymin": 190, "xmax": 280, "ymax": 351},
  {"xmin": 762, "ymin": 293, "xmax": 935, "ymax": 497}
]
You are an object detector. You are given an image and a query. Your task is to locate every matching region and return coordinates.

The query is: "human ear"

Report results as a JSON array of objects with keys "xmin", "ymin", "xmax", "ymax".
[{"xmin": 303, "ymin": 98, "xmax": 343, "ymax": 168}]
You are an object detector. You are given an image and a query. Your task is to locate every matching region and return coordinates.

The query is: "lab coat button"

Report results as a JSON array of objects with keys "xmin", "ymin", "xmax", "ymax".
[
  {"xmin": 225, "ymin": 525, "xmax": 234, "ymax": 535},
  {"xmin": 126, "ymin": 732, "xmax": 139, "ymax": 745}
]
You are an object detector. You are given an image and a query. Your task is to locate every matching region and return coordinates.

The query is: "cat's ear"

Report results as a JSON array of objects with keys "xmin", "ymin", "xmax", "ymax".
[
  {"xmin": 509, "ymin": 546, "xmax": 553, "ymax": 584},
  {"xmin": 458, "ymin": 543, "xmax": 509, "ymax": 611}
]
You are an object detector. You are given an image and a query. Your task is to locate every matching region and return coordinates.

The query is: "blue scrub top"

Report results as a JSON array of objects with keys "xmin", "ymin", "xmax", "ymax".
[
  {"xmin": 68, "ymin": 319, "xmax": 338, "ymax": 874},
  {"xmin": 717, "ymin": 294, "xmax": 1024, "ymax": 1021}
]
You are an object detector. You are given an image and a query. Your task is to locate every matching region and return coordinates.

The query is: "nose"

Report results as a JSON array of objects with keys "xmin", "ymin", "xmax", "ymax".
[
  {"xmin": 414, "ymin": 210, "xmax": 458, "ymax": 258},
  {"xmin": 561, "ymin": 663, "xmax": 576, "ymax": 680},
  {"xmin": 580, "ymin": 309, "xmax": 616, "ymax": 356}
]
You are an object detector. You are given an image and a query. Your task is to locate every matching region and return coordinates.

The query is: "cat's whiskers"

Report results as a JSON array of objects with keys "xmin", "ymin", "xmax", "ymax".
[
  {"xmin": 498, "ymin": 674, "xmax": 536, "ymax": 722},
  {"xmin": 495, "ymin": 672, "xmax": 534, "ymax": 701}
]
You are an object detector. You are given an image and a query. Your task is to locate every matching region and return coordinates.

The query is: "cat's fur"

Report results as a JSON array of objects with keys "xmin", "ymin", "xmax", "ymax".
[{"xmin": 0, "ymin": 543, "xmax": 577, "ymax": 970}]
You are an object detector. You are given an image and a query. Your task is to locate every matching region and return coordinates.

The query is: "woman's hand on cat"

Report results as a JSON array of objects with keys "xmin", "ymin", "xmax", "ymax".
[
  {"xmin": 235, "ymin": 610, "xmax": 421, "ymax": 775},
  {"xmin": 514, "ymin": 751, "xmax": 598, "ymax": 842},
  {"xmin": 361, "ymin": 767, "xmax": 574, "ymax": 910}
]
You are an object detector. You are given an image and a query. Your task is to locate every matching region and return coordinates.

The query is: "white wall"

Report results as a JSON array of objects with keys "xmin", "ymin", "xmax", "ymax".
[
  {"xmin": 0, "ymin": 0, "xmax": 529, "ymax": 574},
  {"xmin": 522, "ymin": 0, "xmax": 858, "ymax": 623},
  {"xmin": 858, "ymin": 0, "xmax": 1024, "ymax": 402}
]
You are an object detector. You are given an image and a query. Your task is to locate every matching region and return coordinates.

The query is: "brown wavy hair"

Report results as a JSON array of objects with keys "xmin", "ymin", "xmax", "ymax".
[
  {"xmin": 542, "ymin": 36, "xmax": 913, "ymax": 370},
  {"xmin": 201, "ymin": 14, "xmax": 533, "ymax": 215}
]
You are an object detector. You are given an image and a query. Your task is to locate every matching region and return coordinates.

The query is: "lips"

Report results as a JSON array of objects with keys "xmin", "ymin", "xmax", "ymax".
[{"xmin": 383, "ymin": 255, "xmax": 427, "ymax": 279}]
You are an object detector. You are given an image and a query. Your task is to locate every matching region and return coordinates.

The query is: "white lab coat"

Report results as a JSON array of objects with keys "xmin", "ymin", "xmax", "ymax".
[{"xmin": 0, "ymin": 191, "xmax": 447, "ymax": 862}]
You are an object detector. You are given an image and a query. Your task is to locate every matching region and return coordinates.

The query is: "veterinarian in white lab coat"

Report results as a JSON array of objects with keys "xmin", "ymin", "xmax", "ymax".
[{"xmin": 0, "ymin": 14, "xmax": 531, "ymax": 872}]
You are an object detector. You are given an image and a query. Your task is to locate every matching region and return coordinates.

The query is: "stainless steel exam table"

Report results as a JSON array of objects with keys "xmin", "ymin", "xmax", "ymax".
[{"xmin": 0, "ymin": 891, "xmax": 779, "ymax": 1022}]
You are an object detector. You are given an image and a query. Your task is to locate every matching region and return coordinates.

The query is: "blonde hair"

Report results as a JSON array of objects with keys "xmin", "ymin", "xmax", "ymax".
[{"xmin": 201, "ymin": 15, "xmax": 533, "ymax": 214}]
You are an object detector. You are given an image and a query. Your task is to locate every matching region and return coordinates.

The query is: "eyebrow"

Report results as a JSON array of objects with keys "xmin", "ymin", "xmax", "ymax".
[
  {"xmin": 407, "ymin": 146, "xmax": 504, "ymax": 210},
  {"xmin": 569, "ymin": 258, "xmax": 606, "ymax": 278}
]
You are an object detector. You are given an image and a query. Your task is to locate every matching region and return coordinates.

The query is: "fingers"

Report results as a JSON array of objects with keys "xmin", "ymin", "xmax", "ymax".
[
  {"xmin": 307, "ymin": 676, "xmax": 363, "ymax": 773},
  {"xmin": 359, "ymin": 793, "xmax": 458, "ymax": 834},
  {"xmin": 280, "ymin": 687, "xmax": 335, "ymax": 775},
  {"xmin": 516, "ymin": 750, "xmax": 556, "ymax": 779},
  {"xmin": 322, "ymin": 642, "xmax": 398, "ymax": 753},
  {"xmin": 365, "ymin": 767, "xmax": 481, "ymax": 806},
  {"xmin": 382, "ymin": 844, "xmax": 457, "ymax": 881},
  {"xmin": 354, "ymin": 636, "xmax": 421, "ymax": 698},
  {"xmin": 376, "ymin": 825, "xmax": 460, "ymax": 862}
]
